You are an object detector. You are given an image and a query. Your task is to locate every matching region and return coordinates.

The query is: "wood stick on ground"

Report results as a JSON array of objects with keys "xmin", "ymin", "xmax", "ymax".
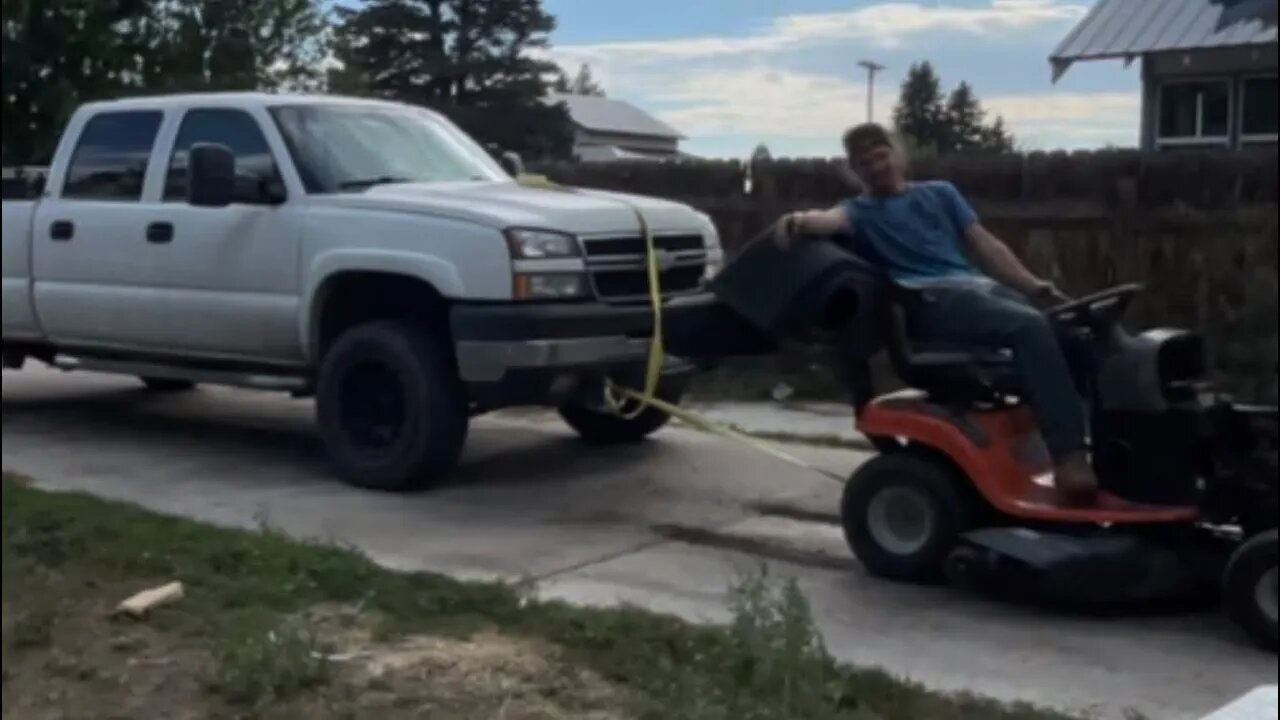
[{"xmin": 116, "ymin": 581, "xmax": 185, "ymax": 618}]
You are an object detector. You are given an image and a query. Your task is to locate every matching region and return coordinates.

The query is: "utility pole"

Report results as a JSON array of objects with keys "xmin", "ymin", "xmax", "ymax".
[{"xmin": 858, "ymin": 60, "xmax": 885, "ymax": 122}]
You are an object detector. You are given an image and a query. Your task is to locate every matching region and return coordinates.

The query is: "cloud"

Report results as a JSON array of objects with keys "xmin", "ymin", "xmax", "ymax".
[
  {"xmin": 981, "ymin": 91, "xmax": 1140, "ymax": 147},
  {"xmin": 644, "ymin": 69, "xmax": 1137, "ymax": 154},
  {"xmin": 646, "ymin": 69, "xmax": 878, "ymax": 140},
  {"xmin": 983, "ymin": 91, "xmax": 1139, "ymax": 125},
  {"xmin": 542, "ymin": 1, "xmax": 1131, "ymax": 154},
  {"xmin": 550, "ymin": 1, "xmax": 1088, "ymax": 64}
]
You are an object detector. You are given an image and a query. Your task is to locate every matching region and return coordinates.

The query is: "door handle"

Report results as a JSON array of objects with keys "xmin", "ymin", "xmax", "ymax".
[
  {"xmin": 49, "ymin": 220, "xmax": 74, "ymax": 241},
  {"xmin": 146, "ymin": 222, "xmax": 174, "ymax": 244}
]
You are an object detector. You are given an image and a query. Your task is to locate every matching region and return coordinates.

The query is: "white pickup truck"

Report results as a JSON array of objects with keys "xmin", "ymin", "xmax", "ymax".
[{"xmin": 1, "ymin": 92, "xmax": 725, "ymax": 490}]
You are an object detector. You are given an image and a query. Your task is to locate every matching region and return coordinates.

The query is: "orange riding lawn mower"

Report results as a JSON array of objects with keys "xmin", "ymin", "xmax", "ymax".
[{"xmin": 666, "ymin": 233, "xmax": 1277, "ymax": 652}]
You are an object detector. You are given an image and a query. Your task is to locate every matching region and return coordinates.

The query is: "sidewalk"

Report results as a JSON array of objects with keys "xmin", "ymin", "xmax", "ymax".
[{"xmin": 685, "ymin": 401, "xmax": 869, "ymax": 448}]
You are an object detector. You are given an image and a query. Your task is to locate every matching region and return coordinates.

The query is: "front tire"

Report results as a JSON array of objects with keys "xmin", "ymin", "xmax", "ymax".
[
  {"xmin": 558, "ymin": 374, "xmax": 687, "ymax": 445},
  {"xmin": 1224, "ymin": 529, "xmax": 1278, "ymax": 652},
  {"xmin": 841, "ymin": 452, "xmax": 974, "ymax": 584},
  {"xmin": 316, "ymin": 320, "xmax": 468, "ymax": 492}
]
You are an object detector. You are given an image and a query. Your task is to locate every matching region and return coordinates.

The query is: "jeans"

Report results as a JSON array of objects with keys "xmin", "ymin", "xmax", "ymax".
[{"xmin": 907, "ymin": 280, "xmax": 1088, "ymax": 462}]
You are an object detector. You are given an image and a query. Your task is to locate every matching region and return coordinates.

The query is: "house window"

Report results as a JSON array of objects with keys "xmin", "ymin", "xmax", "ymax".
[
  {"xmin": 1240, "ymin": 75, "xmax": 1278, "ymax": 143},
  {"xmin": 1157, "ymin": 79, "xmax": 1231, "ymax": 147}
]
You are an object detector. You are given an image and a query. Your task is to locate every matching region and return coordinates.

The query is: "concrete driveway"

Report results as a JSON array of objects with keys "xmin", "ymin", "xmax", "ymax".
[{"xmin": 3, "ymin": 366, "xmax": 1275, "ymax": 720}]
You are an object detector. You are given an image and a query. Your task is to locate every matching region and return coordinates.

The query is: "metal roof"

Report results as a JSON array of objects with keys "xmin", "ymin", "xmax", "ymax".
[
  {"xmin": 548, "ymin": 93, "xmax": 683, "ymax": 140},
  {"xmin": 1051, "ymin": 0, "xmax": 1277, "ymax": 79}
]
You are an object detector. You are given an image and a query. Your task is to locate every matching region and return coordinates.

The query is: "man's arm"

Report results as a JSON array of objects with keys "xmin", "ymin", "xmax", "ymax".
[
  {"xmin": 965, "ymin": 223, "xmax": 1067, "ymax": 305},
  {"xmin": 774, "ymin": 206, "xmax": 850, "ymax": 249},
  {"xmin": 934, "ymin": 181, "xmax": 1065, "ymax": 305}
]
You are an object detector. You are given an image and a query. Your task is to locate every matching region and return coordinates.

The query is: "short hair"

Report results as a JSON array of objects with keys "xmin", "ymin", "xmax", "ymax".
[{"xmin": 842, "ymin": 123, "xmax": 894, "ymax": 158}]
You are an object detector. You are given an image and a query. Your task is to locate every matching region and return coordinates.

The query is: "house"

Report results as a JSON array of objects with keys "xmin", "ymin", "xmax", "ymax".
[
  {"xmin": 548, "ymin": 92, "xmax": 687, "ymax": 162},
  {"xmin": 1051, "ymin": 0, "xmax": 1277, "ymax": 150}
]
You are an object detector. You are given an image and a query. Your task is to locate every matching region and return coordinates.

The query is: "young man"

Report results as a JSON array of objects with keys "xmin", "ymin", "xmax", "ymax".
[{"xmin": 776, "ymin": 123, "xmax": 1098, "ymax": 501}]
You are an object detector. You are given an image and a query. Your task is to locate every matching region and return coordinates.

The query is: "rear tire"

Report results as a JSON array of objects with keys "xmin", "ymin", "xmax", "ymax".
[
  {"xmin": 841, "ymin": 452, "xmax": 974, "ymax": 584},
  {"xmin": 558, "ymin": 374, "xmax": 687, "ymax": 445},
  {"xmin": 1224, "ymin": 529, "xmax": 1278, "ymax": 653},
  {"xmin": 316, "ymin": 320, "xmax": 468, "ymax": 492},
  {"xmin": 139, "ymin": 376, "xmax": 196, "ymax": 392}
]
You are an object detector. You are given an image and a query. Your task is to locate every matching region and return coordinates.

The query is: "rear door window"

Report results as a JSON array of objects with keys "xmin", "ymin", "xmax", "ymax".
[{"xmin": 62, "ymin": 111, "xmax": 163, "ymax": 201}]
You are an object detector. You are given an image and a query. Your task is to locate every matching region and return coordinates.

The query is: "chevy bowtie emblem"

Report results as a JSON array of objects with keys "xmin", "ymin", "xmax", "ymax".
[{"xmin": 652, "ymin": 248, "xmax": 677, "ymax": 272}]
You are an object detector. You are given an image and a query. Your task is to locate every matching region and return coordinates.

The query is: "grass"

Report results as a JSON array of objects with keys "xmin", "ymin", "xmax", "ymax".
[{"xmin": 1, "ymin": 473, "xmax": 1078, "ymax": 720}]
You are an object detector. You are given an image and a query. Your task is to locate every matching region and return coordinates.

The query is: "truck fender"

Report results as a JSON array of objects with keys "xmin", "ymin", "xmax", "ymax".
[{"xmin": 301, "ymin": 249, "xmax": 466, "ymax": 360}]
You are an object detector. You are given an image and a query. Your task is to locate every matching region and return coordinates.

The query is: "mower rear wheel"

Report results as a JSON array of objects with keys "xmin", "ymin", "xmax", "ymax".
[
  {"xmin": 841, "ymin": 452, "xmax": 974, "ymax": 584},
  {"xmin": 1224, "ymin": 528, "xmax": 1278, "ymax": 653}
]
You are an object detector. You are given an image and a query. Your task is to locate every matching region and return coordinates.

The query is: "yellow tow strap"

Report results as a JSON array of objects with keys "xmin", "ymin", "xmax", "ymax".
[{"xmin": 515, "ymin": 173, "xmax": 846, "ymax": 484}]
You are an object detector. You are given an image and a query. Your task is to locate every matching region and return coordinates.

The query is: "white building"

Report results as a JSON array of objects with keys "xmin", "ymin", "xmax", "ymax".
[{"xmin": 548, "ymin": 92, "xmax": 688, "ymax": 162}]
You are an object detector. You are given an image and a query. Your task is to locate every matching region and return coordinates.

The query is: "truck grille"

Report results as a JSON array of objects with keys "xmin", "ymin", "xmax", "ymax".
[{"xmin": 582, "ymin": 233, "xmax": 707, "ymax": 303}]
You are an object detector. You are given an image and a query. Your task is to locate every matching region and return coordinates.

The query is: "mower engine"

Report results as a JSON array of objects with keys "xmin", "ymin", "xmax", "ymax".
[{"xmin": 1091, "ymin": 326, "xmax": 1278, "ymax": 532}]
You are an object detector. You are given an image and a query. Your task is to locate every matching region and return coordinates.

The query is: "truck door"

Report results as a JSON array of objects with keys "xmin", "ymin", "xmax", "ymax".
[
  {"xmin": 139, "ymin": 107, "xmax": 303, "ymax": 362},
  {"xmin": 31, "ymin": 109, "xmax": 169, "ymax": 349}
]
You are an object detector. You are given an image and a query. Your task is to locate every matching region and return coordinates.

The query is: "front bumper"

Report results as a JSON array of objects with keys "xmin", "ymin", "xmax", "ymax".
[{"xmin": 450, "ymin": 294, "xmax": 717, "ymax": 384}]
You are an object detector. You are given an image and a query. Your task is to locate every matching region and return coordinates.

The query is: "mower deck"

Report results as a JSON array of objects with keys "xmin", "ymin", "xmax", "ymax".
[{"xmin": 949, "ymin": 526, "xmax": 1223, "ymax": 607}]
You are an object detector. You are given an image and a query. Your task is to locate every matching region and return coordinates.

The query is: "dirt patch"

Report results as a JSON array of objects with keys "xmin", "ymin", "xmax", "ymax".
[
  {"xmin": 2, "ymin": 588, "xmax": 630, "ymax": 720},
  {"xmin": 300, "ymin": 605, "xmax": 630, "ymax": 719}
]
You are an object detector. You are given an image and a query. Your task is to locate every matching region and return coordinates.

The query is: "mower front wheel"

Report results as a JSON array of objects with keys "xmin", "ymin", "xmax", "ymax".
[
  {"xmin": 841, "ymin": 452, "xmax": 974, "ymax": 584},
  {"xmin": 1224, "ymin": 528, "xmax": 1278, "ymax": 653}
]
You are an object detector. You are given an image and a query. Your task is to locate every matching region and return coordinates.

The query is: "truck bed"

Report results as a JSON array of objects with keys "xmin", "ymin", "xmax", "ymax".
[
  {"xmin": 1, "ymin": 167, "xmax": 47, "ymax": 201},
  {"xmin": 1, "ymin": 182, "xmax": 41, "ymax": 341}
]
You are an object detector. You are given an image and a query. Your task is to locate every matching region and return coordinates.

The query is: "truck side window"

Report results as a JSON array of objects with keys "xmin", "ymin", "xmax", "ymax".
[
  {"xmin": 62, "ymin": 111, "xmax": 163, "ymax": 201},
  {"xmin": 164, "ymin": 109, "xmax": 281, "ymax": 203}
]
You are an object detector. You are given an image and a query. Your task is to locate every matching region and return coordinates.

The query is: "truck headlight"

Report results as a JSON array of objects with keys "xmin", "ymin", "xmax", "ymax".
[
  {"xmin": 505, "ymin": 228, "xmax": 580, "ymax": 259},
  {"xmin": 514, "ymin": 272, "xmax": 589, "ymax": 300}
]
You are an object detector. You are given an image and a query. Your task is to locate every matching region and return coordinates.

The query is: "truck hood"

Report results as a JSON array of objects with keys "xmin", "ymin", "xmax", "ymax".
[{"xmin": 318, "ymin": 180, "xmax": 710, "ymax": 237}]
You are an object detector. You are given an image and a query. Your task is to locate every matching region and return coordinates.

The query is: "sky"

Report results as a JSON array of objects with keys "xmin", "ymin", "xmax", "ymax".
[{"xmin": 539, "ymin": 0, "xmax": 1142, "ymax": 158}]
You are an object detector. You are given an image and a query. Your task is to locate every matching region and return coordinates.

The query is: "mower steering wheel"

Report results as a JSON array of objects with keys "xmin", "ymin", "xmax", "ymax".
[{"xmin": 1046, "ymin": 283, "xmax": 1143, "ymax": 326}]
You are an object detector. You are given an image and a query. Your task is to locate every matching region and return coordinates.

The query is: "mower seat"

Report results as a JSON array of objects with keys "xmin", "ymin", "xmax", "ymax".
[{"xmin": 883, "ymin": 299, "xmax": 1022, "ymax": 405}]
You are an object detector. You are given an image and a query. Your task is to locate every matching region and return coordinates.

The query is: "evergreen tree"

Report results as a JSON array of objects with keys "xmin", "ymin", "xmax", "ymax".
[
  {"xmin": 892, "ymin": 61, "xmax": 946, "ymax": 155},
  {"xmin": 944, "ymin": 81, "xmax": 984, "ymax": 152},
  {"xmin": 979, "ymin": 116, "xmax": 1015, "ymax": 153},
  {"xmin": 569, "ymin": 64, "xmax": 605, "ymax": 96},
  {"xmin": 550, "ymin": 64, "xmax": 605, "ymax": 96},
  {"xmin": 2, "ymin": 0, "xmax": 330, "ymax": 166},
  {"xmin": 334, "ymin": 0, "xmax": 573, "ymax": 159},
  {"xmin": 893, "ymin": 62, "xmax": 1016, "ymax": 156}
]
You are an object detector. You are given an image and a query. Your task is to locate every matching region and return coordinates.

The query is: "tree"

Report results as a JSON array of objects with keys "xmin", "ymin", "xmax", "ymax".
[
  {"xmin": 892, "ymin": 62, "xmax": 1015, "ymax": 155},
  {"xmin": 2, "ymin": 0, "xmax": 152, "ymax": 165},
  {"xmin": 892, "ymin": 61, "xmax": 946, "ymax": 155},
  {"xmin": 550, "ymin": 63, "xmax": 604, "ymax": 96},
  {"xmin": 943, "ymin": 81, "xmax": 983, "ymax": 152},
  {"xmin": 334, "ymin": 0, "xmax": 573, "ymax": 159},
  {"xmin": 943, "ymin": 81, "xmax": 1013, "ymax": 153},
  {"xmin": 2, "ymin": 0, "xmax": 330, "ymax": 166},
  {"xmin": 126, "ymin": 0, "xmax": 330, "ymax": 93},
  {"xmin": 978, "ymin": 116, "xmax": 1015, "ymax": 153}
]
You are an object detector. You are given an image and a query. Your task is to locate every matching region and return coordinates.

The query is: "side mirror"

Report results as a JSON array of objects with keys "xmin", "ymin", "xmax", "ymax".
[
  {"xmin": 499, "ymin": 150, "xmax": 525, "ymax": 178},
  {"xmin": 187, "ymin": 142, "xmax": 236, "ymax": 208}
]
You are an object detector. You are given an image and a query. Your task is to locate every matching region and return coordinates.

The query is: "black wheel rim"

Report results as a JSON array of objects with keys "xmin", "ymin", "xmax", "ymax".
[{"xmin": 339, "ymin": 361, "xmax": 407, "ymax": 453}]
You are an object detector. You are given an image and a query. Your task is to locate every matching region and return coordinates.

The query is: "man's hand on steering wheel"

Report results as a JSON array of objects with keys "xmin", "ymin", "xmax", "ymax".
[
  {"xmin": 1028, "ymin": 280, "xmax": 1071, "ymax": 309},
  {"xmin": 773, "ymin": 212, "xmax": 799, "ymax": 251}
]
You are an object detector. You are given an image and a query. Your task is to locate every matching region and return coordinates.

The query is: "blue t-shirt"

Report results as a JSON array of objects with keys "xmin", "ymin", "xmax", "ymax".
[{"xmin": 841, "ymin": 180, "xmax": 981, "ymax": 287}]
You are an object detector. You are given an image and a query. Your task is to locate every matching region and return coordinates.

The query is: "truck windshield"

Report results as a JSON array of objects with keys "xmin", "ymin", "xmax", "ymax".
[{"xmin": 269, "ymin": 103, "xmax": 508, "ymax": 193}]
